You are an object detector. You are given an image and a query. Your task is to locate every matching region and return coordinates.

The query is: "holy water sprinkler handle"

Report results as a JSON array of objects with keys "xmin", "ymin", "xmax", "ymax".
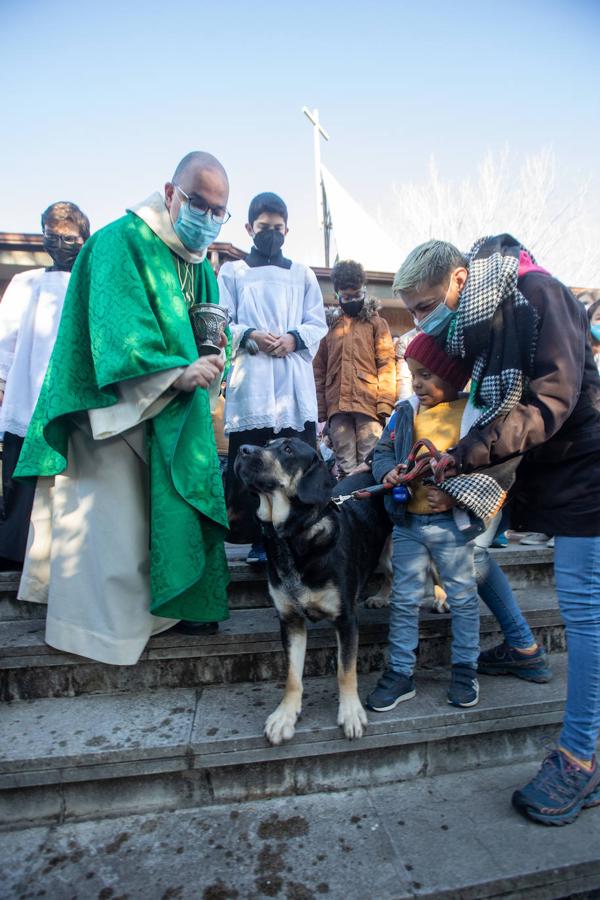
[
  {"xmin": 392, "ymin": 484, "xmax": 411, "ymax": 503},
  {"xmin": 349, "ymin": 483, "xmax": 411, "ymax": 502}
]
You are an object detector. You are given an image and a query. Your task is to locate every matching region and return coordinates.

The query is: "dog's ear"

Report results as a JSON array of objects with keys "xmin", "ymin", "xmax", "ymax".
[{"xmin": 296, "ymin": 457, "xmax": 331, "ymax": 507}]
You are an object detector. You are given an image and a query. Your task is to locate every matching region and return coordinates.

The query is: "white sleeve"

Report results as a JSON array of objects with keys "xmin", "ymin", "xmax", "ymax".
[
  {"xmin": 294, "ymin": 266, "xmax": 328, "ymax": 361},
  {"xmin": 0, "ymin": 274, "xmax": 28, "ymax": 381},
  {"xmin": 88, "ymin": 368, "xmax": 185, "ymax": 439},
  {"xmin": 218, "ymin": 264, "xmax": 249, "ymax": 354}
]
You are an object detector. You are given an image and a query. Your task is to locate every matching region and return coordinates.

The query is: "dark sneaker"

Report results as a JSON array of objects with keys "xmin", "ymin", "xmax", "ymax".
[
  {"xmin": 246, "ymin": 542, "xmax": 267, "ymax": 565},
  {"xmin": 513, "ymin": 750, "xmax": 600, "ymax": 826},
  {"xmin": 366, "ymin": 670, "xmax": 415, "ymax": 712},
  {"xmin": 447, "ymin": 664, "xmax": 479, "ymax": 707},
  {"xmin": 478, "ymin": 642, "xmax": 552, "ymax": 683}
]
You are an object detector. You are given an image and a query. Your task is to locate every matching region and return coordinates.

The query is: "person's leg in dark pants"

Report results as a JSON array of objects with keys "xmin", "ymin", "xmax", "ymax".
[{"xmin": 0, "ymin": 432, "xmax": 36, "ymax": 569}]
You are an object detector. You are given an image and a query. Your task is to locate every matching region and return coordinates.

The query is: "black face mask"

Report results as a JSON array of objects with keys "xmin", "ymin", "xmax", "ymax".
[
  {"xmin": 43, "ymin": 235, "xmax": 83, "ymax": 272},
  {"xmin": 339, "ymin": 298, "xmax": 364, "ymax": 318},
  {"xmin": 253, "ymin": 228, "xmax": 285, "ymax": 258}
]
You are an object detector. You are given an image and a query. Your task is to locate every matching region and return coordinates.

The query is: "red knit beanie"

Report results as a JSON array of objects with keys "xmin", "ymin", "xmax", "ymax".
[{"xmin": 404, "ymin": 332, "xmax": 470, "ymax": 391}]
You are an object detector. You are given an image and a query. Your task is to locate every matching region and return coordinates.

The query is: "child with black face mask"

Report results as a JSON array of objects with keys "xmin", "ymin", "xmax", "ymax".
[
  {"xmin": 0, "ymin": 201, "xmax": 90, "ymax": 569},
  {"xmin": 313, "ymin": 260, "xmax": 396, "ymax": 478},
  {"xmin": 218, "ymin": 192, "xmax": 327, "ymax": 564}
]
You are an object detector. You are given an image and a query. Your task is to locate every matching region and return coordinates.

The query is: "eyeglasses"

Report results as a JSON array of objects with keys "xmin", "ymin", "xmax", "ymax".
[
  {"xmin": 337, "ymin": 290, "xmax": 366, "ymax": 302},
  {"xmin": 174, "ymin": 185, "xmax": 231, "ymax": 225},
  {"xmin": 43, "ymin": 232, "xmax": 84, "ymax": 248}
]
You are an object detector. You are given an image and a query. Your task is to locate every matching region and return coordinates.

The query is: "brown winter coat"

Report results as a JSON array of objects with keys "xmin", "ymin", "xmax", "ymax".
[{"xmin": 313, "ymin": 298, "xmax": 396, "ymax": 422}]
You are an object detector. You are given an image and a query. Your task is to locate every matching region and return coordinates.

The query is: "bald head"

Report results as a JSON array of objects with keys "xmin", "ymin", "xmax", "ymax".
[
  {"xmin": 172, "ymin": 151, "xmax": 228, "ymax": 187},
  {"xmin": 165, "ymin": 151, "xmax": 230, "ymax": 237}
]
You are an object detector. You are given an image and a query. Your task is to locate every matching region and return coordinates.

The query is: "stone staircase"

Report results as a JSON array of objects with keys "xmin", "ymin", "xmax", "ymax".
[{"xmin": 1, "ymin": 545, "xmax": 599, "ymax": 899}]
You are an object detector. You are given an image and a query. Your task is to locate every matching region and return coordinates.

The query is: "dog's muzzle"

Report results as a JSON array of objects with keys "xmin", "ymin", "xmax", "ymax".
[
  {"xmin": 238, "ymin": 444, "xmax": 262, "ymax": 459},
  {"xmin": 234, "ymin": 444, "xmax": 267, "ymax": 487}
]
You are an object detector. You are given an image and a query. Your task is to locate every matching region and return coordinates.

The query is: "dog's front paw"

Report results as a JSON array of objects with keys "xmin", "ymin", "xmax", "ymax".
[
  {"xmin": 337, "ymin": 697, "xmax": 368, "ymax": 740},
  {"xmin": 364, "ymin": 591, "xmax": 390, "ymax": 609},
  {"xmin": 264, "ymin": 702, "xmax": 301, "ymax": 745}
]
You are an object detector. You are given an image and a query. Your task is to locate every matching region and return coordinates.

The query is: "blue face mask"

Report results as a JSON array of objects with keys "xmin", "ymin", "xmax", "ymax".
[
  {"xmin": 415, "ymin": 279, "xmax": 457, "ymax": 337},
  {"xmin": 173, "ymin": 202, "xmax": 222, "ymax": 252},
  {"xmin": 591, "ymin": 323, "xmax": 600, "ymax": 342}
]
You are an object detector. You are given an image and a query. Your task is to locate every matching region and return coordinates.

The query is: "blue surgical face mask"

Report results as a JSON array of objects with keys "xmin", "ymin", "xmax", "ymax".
[
  {"xmin": 415, "ymin": 279, "xmax": 457, "ymax": 337},
  {"xmin": 591, "ymin": 323, "xmax": 600, "ymax": 342},
  {"xmin": 172, "ymin": 202, "xmax": 222, "ymax": 252}
]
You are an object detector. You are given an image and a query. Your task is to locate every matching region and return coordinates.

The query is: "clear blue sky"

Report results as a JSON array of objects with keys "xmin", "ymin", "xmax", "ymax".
[{"xmin": 2, "ymin": 0, "xmax": 599, "ymax": 265}]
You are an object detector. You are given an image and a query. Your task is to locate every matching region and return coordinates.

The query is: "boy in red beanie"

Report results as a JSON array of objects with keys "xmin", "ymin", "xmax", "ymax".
[{"xmin": 368, "ymin": 333, "xmax": 484, "ymax": 710}]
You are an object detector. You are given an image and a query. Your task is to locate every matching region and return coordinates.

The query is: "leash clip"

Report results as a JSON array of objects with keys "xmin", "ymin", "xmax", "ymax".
[{"xmin": 331, "ymin": 493, "xmax": 354, "ymax": 508}]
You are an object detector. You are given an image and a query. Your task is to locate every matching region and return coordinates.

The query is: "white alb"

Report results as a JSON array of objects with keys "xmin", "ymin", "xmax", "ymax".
[
  {"xmin": 0, "ymin": 268, "xmax": 70, "ymax": 438},
  {"xmin": 218, "ymin": 260, "xmax": 327, "ymax": 433}
]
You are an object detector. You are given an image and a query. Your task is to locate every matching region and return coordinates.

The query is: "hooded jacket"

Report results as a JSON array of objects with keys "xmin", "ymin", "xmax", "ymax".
[{"xmin": 313, "ymin": 297, "xmax": 396, "ymax": 422}]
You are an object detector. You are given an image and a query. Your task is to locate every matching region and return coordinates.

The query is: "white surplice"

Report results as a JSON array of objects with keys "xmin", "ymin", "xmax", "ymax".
[
  {"xmin": 218, "ymin": 260, "xmax": 327, "ymax": 434},
  {"xmin": 0, "ymin": 268, "xmax": 70, "ymax": 438}
]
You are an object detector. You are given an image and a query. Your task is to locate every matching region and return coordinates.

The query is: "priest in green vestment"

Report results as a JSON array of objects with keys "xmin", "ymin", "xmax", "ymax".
[{"xmin": 15, "ymin": 151, "xmax": 233, "ymax": 665}]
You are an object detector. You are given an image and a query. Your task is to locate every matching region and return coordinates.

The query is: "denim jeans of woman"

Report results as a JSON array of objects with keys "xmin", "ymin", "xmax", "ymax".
[
  {"xmin": 389, "ymin": 512, "xmax": 479, "ymax": 675},
  {"xmin": 474, "ymin": 516, "xmax": 536, "ymax": 649},
  {"xmin": 554, "ymin": 536, "xmax": 600, "ymax": 761}
]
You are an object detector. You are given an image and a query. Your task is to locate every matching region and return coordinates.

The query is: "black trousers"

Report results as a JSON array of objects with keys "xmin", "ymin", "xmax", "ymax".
[
  {"xmin": 225, "ymin": 422, "xmax": 317, "ymax": 544},
  {"xmin": 0, "ymin": 432, "xmax": 36, "ymax": 565}
]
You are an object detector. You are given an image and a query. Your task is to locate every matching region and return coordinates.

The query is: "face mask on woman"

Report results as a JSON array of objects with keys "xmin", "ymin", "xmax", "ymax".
[
  {"xmin": 591, "ymin": 324, "xmax": 600, "ymax": 343},
  {"xmin": 415, "ymin": 278, "xmax": 457, "ymax": 337}
]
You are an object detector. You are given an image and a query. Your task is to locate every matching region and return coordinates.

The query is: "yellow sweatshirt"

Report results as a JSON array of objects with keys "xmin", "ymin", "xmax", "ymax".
[{"xmin": 407, "ymin": 398, "xmax": 467, "ymax": 514}]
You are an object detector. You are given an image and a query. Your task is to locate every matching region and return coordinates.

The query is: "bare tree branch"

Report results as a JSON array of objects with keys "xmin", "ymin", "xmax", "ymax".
[{"xmin": 380, "ymin": 147, "xmax": 600, "ymax": 286}]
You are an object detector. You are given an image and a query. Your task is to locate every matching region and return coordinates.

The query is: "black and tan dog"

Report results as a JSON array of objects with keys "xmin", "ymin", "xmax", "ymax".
[{"xmin": 234, "ymin": 437, "xmax": 390, "ymax": 744}]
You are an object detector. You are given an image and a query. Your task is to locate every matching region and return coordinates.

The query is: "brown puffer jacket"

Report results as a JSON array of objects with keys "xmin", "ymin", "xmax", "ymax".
[{"xmin": 313, "ymin": 297, "xmax": 396, "ymax": 422}]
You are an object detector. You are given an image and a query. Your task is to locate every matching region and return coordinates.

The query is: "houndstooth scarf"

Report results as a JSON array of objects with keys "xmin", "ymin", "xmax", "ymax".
[
  {"xmin": 431, "ymin": 458, "xmax": 520, "ymax": 522},
  {"xmin": 446, "ymin": 233, "xmax": 539, "ymax": 427}
]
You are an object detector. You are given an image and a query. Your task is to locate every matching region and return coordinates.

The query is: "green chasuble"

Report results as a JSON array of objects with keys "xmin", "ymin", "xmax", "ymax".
[{"xmin": 15, "ymin": 212, "xmax": 230, "ymax": 622}]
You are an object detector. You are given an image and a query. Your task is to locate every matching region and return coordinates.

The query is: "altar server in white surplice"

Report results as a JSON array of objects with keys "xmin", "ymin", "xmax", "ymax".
[
  {"xmin": 218, "ymin": 192, "xmax": 327, "ymax": 563},
  {"xmin": 0, "ymin": 201, "xmax": 90, "ymax": 568}
]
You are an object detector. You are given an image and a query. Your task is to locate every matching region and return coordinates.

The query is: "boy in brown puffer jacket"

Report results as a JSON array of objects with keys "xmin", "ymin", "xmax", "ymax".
[{"xmin": 313, "ymin": 260, "xmax": 396, "ymax": 477}]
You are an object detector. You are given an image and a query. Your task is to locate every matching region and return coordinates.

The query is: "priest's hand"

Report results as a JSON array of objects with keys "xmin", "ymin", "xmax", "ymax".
[
  {"xmin": 268, "ymin": 333, "xmax": 296, "ymax": 357},
  {"xmin": 173, "ymin": 356, "xmax": 225, "ymax": 392},
  {"xmin": 250, "ymin": 331, "xmax": 279, "ymax": 353}
]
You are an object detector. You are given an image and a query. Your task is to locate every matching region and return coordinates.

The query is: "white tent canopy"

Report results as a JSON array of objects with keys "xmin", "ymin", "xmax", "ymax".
[{"xmin": 321, "ymin": 163, "xmax": 403, "ymax": 272}]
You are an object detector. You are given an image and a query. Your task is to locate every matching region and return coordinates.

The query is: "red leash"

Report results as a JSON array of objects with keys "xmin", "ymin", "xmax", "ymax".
[{"xmin": 332, "ymin": 440, "xmax": 454, "ymax": 507}]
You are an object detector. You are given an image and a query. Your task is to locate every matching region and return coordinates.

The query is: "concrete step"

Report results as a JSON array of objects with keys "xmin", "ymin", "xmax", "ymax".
[
  {"xmin": 0, "ymin": 589, "xmax": 565, "ymax": 701},
  {"xmin": 3, "ymin": 757, "xmax": 599, "ymax": 900},
  {"xmin": 0, "ymin": 654, "xmax": 568, "ymax": 826},
  {"xmin": 0, "ymin": 544, "xmax": 555, "ymax": 621}
]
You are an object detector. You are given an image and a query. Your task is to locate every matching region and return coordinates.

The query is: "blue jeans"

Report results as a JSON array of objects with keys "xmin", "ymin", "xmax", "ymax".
[
  {"xmin": 474, "ymin": 516, "xmax": 536, "ymax": 649},
  {"xmin": 554, "ymin": 536, "xmax": 600, "ymax": 761},
  {"xmin": 390, "ymin": 513, "xmax": 480, "ymax": 675}
]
